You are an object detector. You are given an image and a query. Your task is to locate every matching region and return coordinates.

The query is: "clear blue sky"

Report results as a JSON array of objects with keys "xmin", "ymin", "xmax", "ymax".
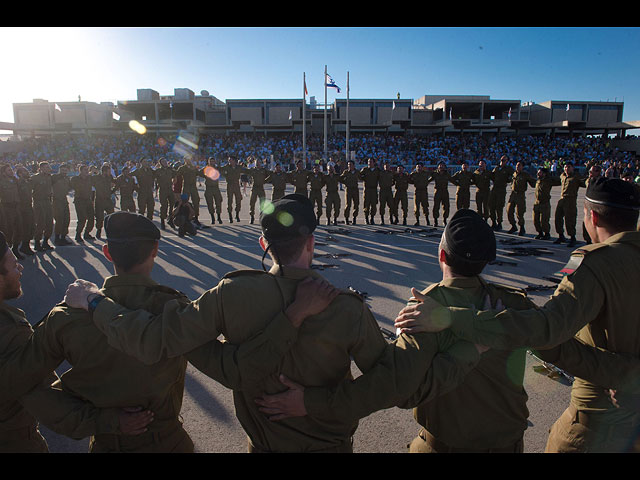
[{"xmin": 2, "ymin": 26, "xmax": 640, "ymax": 131}]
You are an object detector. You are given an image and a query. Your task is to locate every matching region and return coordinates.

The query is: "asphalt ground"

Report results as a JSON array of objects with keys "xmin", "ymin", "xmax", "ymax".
[{"xmin": 11, "ymin": 180, "xmax": 586, "ymax": 453}]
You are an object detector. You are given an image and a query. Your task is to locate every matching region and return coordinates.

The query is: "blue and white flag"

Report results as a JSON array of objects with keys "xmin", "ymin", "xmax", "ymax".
[{"xmin": 325, "ymin": 74, "xmax": 341, "ymax": 93}]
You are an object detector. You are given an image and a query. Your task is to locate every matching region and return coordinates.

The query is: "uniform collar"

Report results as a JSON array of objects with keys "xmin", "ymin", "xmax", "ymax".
[
  {"xmin": 268, "ymin": 264, "xmax": 325, "ymax": 282},
  {"xmin": 603, "ymin": 230, "xmax": 640, "ymax": 247},
  {"xmin": 438, "ymin": 275, "xmax": 482, "ymax": 289},
  {"xmin": 101, "ymin": 273, "xmax": 159, "ymax": 290}
]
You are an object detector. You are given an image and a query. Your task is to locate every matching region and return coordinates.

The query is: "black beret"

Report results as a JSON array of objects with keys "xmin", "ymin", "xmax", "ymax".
[
  {"xmin": 0, "ymin": 231, "xmax": 7, "ymax": 262},
  {"xmin": 585, "ymin": 177, "xmax": 640, "ymax": 211},
  {"xmin": 260, "ymin": 194, "xmax": 317, "ymax": 243},
  {"xmin": 104, "ymin": 212, "xmax": 161, "ymax": 244},
  {"xmin": 442, "ymin": 209, "xmax": 496, "ymax": 263}
]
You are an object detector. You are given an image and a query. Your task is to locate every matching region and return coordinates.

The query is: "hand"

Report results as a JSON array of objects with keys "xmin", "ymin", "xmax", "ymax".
[
  {"xmin": 285, "ymin": 277, "xmax": 340, "ymax": 328},
  {"xmin": 64, "ymin": 279, "xmax": 101, "ymax": 310},
  {"xmin": 473, "ymin": 295, "xmax": 503, "ymax": 354},
  {"xmin": 118, "ymin": 407, "xmax": 154, "ymax": 435},
  {"xmin": 394, "ymin": 288, "xmax": 451, "ymax": 334},
  {"xmin": 608, "ymin": 389, "xmax": 640, "ymax": 413},
  {"xmin": 254, "ymin": 375, "xmax": 307, "ymax": 421}
]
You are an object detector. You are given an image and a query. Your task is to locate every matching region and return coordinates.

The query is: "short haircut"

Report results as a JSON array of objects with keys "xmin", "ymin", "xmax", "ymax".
[
  {"xmin": 107, "ymin": 240, "xmax": 157, "ymax": 272},
  {"xmin": 442, "ymin": 249, "xmax": 487, "ymax": 277},
  {"xmin": 266, "ymin": 235, "xmax": 310, "ymax": 265},
  {"xmin": 585, "ymin": 200, "xmax": 639, "ymax": 233}
]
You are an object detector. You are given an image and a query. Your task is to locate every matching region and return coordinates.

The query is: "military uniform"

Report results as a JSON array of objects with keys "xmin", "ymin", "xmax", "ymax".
[
  {"xmin": 200, "ymin": 167, "xmax": 222, "ymax": 224},
  {"xmin": 340, "ymin": 169, "xmax": 360, "ymax": 224},
  {"xmin": 409, "ymin": 169, "xmax": 431, "ymax": 225},
  {"xmin": 489, "ymin": 164, "xmax": 514, "ymax": 228},
  {"xmin": 31, "ymin": 171, "xmax": 54, "ymax": 247},
  {"xmin": 377, "ymin": 168, "xmax": 395, "ymax": 223},
  {"xmin": 323, "ymin": 172, "xmax": 341, "ymax": 224},
  {"xmin": 554, "ymin": 170, "xmax": 586, "ymax": 242},
  {"xmin": 134, "ymin": 166, "xmax": 156, "ymax": 220},
  {"xmin": 265, "ymin": 171, "xmax": 288, "ymax": 201},
  {"xmin": 506, "ymin": 170, "xmax": 536, "ymax": 232},
  {"xmin": 287, "ymin": 169, "xmax": 311, "ymax": 197},
  {"xmin": 308, "ymin": 172, "xmax": 325, "ymax": 221},
  {"xmin": 51, "ymin": 171, "xmax": 72, "ymax": 244},
  {"xmin": 533, "ymin": 175, "xmax": 561, "ymax": 238},
  {"xmin": 176, "ymin": 164, "xmax": 201, "ymax": 219},
  {"xmin": 451, "ymin": 170, "xmax": 474, "ymax": 210},
  {"xmin": 0, "ymin": 175, "xmax": 21, "ymax": 250},
  {"xmin": 359, "ymin": 166, "xmax": 380, "ymax": 223},
  {"xmin": 430, "ymin": 170, "xmax": 452, "ymax": 226},
  {"xmin": 92, "ymin": 174, "xmax": 115, "ymax": 236},
  {"xmin": 221, "ymin": 164, "xmax": 244, "ymax": 221},
  {"xmin": 473, "ymin": 168, "xmax": 492, "ymax": 220},
  {"xmin": 154, "ymin": 166, "xmax": 176, "ymax": 225},
  {"xmin": 70, "ymin": 173, "xmax": 95, "ymax": 239},
  {"xmin": 245, "ymin": 166, "xmax": 269, "ymax": 221},
  {"xmin": 16, "ymin": 174, "xmax": 35, "ymax": 254},
  {"xmin": 116, "ymin": 173, "xmax": 137, "ymax": 212},
  {"xmin": 392, "ymin": 170, "xmax": 410, "ymax": 224}
]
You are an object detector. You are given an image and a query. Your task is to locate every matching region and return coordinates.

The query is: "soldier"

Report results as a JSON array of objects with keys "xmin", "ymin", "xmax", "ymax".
[
  {"xmin": 63, "ymin": 195, "xmax": 391, "ymax": 453},
  {"xmin": 553, "ymin": 161, "xmax": 586, "ymax": 247},
  {"xmin": 359, "ymin": 158, "xmax": 380, "ymax": 225},
  {"xmin": 93, "ymin": 164, "xmax": 116, "ymax": 240},
  {"xmin": 176, "ymin": 157, "xmax": 204, "ymax": 228},
  {"xmin": 532, "ymin": 167, "xmax": 561, "ymax": 240},
  {"xmin": 450, "ymin": 161, "xmax": 474, "ymax": 211},
  {"xmin": 31, "ymin": 162, "xmax": 54, "ymax": 252},
  {"xmin": 245, "ymin": 158, "xmax": 270, "ymax": 224},
  {"xmin": 201, "ymin": 157, "xmax": 223, "ymax": 226},
  {"xmin": 409, "ymin": 163, "xmax": 431, "ymax": 226},
  {"xmin": 257, "ymin": 210, "xmax": 535, "ymax": 453},
  {"xmin": 51, "ymin": 163, "xmax": 73, "ymax": 247},
  {"xmin": 392, "ymin": 164, "xmax": 410, "ymax": 225},
  {"xmin": 134, "ymin": 159, "xmax": 155, "ymax": 221},
  {"xmin": 506, "ymin": 161, "xmax": 536, "ymax": 236},
  {"xmin": 116, "ymin": 164, "xmax": 137, "ymax": 213},
  {"xmin": 154, "ymin": 157, "xmax": 177, "ymax": 230},
  {"xmin": 340, "ymin": 160, "xmax": 360, "ymax": 225},
  {"xmin": 323, "ymin": 164, "xmax": 341, "ymax": 226},
  {"xmin": 0, "ymin": 164, "xmax": 22, "ymax": 258},
  {"xmin": 287, "ymin": 160, "xmax": 310, "ymax": 197},
  {"xmin": 221, "ymin": 157, "xmax": 244, "ymax": 223},
  {"xmin": 393, "ymin": 177, "xmax": 640, "ymax": 453},
  {"xmin": 308, "ymin": 164, "xmax": 325, "ymax": 224},
  {"xmin": 583, "ymin": 165, "xmax": 602, "ymax": 244},
  {"xmin": 430, "ymin": 161, "xmax": 453, "ymax": 227},
  {"xmin": 473, "ymin": 160, "xmax": 492, "ymax": 221},
  {"xmin": 265, "ymin": 163, "xmax": 288, "ymax": 202},
  {"xmin": 377, "ymin": 161, "xmax": 395, "ymax": 225},
  {"xmin": 489, "ymin": 155, "xmax": 514, "ymax": 231},
  {"xmin": 15, "ymin": 167, "xmax": 35, "ymax": 256},
  {"xmin": 71, "ymin": 164, "xmax": 95, "ymax": 242}
]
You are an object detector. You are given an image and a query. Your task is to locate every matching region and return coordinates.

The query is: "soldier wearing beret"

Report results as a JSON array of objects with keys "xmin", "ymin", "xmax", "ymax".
[
  {"xmin": 71, "ymin": 164, "xmax": 95, "ymax": 242},
  {"xmin": 395, "ymin": 177, "xmax": 640, "ymax": 453},
  {"xmin": 392, "ymin": 164, "xmax": 410, "ymax": 225},
  {"xmin": 488, "ymin": 155, "xmax": 514, "ymax": 231},
  {"xmin": 0, "ymin": 229, "xmax": 155, "ymax": 452},
  {"xmin": 52, "ymin": 163, "xmax": 73, "ymax": 246},
  {"xmin": 506, "ymin": 161, "xmax": 536, "ymax": 236},
  {"xmin": 430, "ymin": 161, "xmax": 453, "ymax": 227},
  {"xmin": 31, "ymin": 162, "xmax": 55, "ymax": 252},
  {"xmin": 323, "ymin": 163, "xmax": 341, "ymax": 226},
  {"xmin": 553, "ymin": 161, "xmax": 586, "ymax": 247},
  {"xmin": 64, "ymin": 195, "xmax": 388, "ymax": 453},
  {"xmin": 340, "ymin": 160, "xmax": 360, "ymax": 225},
  {"xmin": 256, "ymin": 209, "xmax": 537, "ymax": 453},
  {"xmin": 409, "ymin": 162, "xmax": 431, "ymax": 226},
  {"xmin": 221, "ymin": 156, "xmax": 244, "ymax": 223},
  {"xmin": 265, "ymin": 163, "xmax": 288, "ymax": 202},
  {"xmin": 533, "ymin": 167, "xmax": 561, "ymax": 240}
]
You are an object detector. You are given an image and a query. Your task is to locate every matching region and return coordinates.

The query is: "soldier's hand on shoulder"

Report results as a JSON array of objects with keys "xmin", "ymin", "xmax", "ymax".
[
  {"xmin": 285, "ymin": 277, "xmax": 339, "ymax": 328},
  {"xmin": 64, "ymin": 279, "xmax": 101, "ymax": 311},
  {"xmin": 255, "ymin": 375, "xmax": 307, "ymax": 421},
  {"xmin": 394, "ymin": 287, "xmax": 451, "ymax": 334}
]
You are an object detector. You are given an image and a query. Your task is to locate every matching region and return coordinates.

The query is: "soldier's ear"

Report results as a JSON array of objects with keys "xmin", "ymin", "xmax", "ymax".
[
  {"xmin": 259, "ymin": 236, "xmax": 268, "ymax": 252},
  {"xmin": 102, "ymin": 244, "xmax": 113, "ymax": 262}
]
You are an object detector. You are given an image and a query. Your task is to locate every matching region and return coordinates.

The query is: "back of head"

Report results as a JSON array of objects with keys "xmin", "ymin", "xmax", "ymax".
[
  {"xmin": 104, "ymin": 212, "xmax": 160, "ymax": 272},
  {"xmin": 441, "ymin": 209, "xmax": 496, "ymax": 276},
  {"xmin": 585, "ymin": 177, "xmax": 640, "ymax": 233}
]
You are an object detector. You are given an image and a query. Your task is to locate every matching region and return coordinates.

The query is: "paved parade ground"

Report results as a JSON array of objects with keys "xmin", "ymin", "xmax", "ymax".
[{"xmin": 13, "ymin": 181, "xmax": 583, "ymax": 453}]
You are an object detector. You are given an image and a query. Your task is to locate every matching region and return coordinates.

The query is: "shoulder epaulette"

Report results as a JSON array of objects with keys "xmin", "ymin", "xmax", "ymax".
[
  {"xmin": 419, "ymin": 282, "xmax": 441, "ymax": 296},
  {"xmin": 554, "ymin": 243, "xmax": 607, "ymax": 278},
  {"xmin": 222, "ymin": 269, "xmax": 269, "ymax": 280}
]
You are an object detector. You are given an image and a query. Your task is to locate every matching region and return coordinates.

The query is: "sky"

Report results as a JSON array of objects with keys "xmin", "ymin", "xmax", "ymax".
[{"xmin": 2, "ymin": 26, "xmax": 640, "ymax": 132}]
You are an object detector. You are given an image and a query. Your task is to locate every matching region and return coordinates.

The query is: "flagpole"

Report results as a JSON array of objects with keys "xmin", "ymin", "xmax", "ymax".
[
  {"xmin": 303, "ymin": 72, "xmax": 306, "ymax": 165},
  {"xmin": 346, "ymin": 71, "xmax": 350, "ymax": 164},
  {"xmin": 324, "ymin": 65, "xmax": 327, "ymax": 162}
]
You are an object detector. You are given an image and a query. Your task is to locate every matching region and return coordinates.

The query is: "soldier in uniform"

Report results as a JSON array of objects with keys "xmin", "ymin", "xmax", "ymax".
[
  {"xmin": 15, "ymin": 167, "xmax": 35, "ymax": 256},
  {"xmin": 176, "ymin": 157, "xmax": 204, "ymax": 228},
  {"xmin": 93, "ymin": 164, "xmax": 116, "ymax": 240},
  {"xmin": 134, "ymin": 159, "xmax": 156, "ymax": 221},
  {"xmin": 553, "ymin": 161, "xmax": 586, "ymax": 247},
  {"xmin": 450, "ymin": 161, "xmax": 474, "ymax": 211},
  {"xmin": 307, "ymin": 164, "xmax": 325, "ymax": 224},
  {"xmin": 64, "ymin": 195, "xmax": 391, "ymax": 453},
  {"xmin": 489, "ymin": 155, "xmax": 514, "ymax": 231},
  {"xmin": 266, "ymin": 163, "xmax": 288, "ymax": 202},
  {"xmin": 323, "ymin": 164, "xmax": 341, "ymax": 226},
  {"xmin": 582, "ymin": 164, "xmax": 602, "ymax": 244},
  {"xmin": 410, "ymin": 162, "xmax": 431, "ymax": 226},
  {"xmin": 71, "ymin": 164, "xmax": 95, "ymax": 242},
  {"xmin": 0, "ymin": 164, "xmax": 22, "ymax": 258},
  {"xmin": 359, "ymin": 158, "xmax": 380, "ymax": 225},
  {"xmin": 52, "ymin": 163, "xmax": 73, "ymax": 246},
  {"xmin": 340, "ymin": 160, "xmax": 360, "ymax": 225},
  {"xmin": 533, "ymin": 167, "xmax": 561, "ymax": 240},
  {"xmin": 377, "ymin": 161, "xmax": 395, "ymax": 225},
  {"xmin": 393, "ymin": 177, "xmax": 640, "ymax": 453},
  {"xmin": 201, "ymin": 157, "xmax": 223, "ymax": 226},
  {"xmin": 116, "ymin": 164, "xmax": 137, "ymax": 213},
  {"xmin": 221, "ymin": 157, "xmax": 244, "ymax": 223},
  {"xmin": 154, "ymin": 157, "xmax": 177, "ymax": 230},
  {"xmin": 392, "ymin": 164, "xmax": 410, "ymax": 225},
  {"xmin": 244, "ymin": 158, "xmax": 269, "ymax": 225},
  {"xmin": 31, "ymin": 162, "xmax": 55, "ymax": 252},
  {"xmin": 287, "ymin": 160, "xmax": 311, "ymax": 197},
  {"xmin": 430, "ymin": 161, "xmax": 453, "ymax": 227},
  {"xmin": 473, "ymin": 160, "xmax": 492, "ymax": 221},
  {"xmin": 506, "ymin": 161, "xmax": 536, "ymax": 236}
]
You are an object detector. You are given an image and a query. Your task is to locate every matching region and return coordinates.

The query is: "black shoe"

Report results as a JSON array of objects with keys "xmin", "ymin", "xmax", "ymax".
[
  {"xmin": 402, "ymin": 217, "xmax": 407, "ymax": 226},
  {"xmin": 250, "ymin": 215, "xmax": 255, "ymax": 224},
  {"xmin": 534, "ymin": 233, "xmax": 543, "ymax": 239},
  {"xmin": 84, "ymin": 233, "xmax": 94, "ymax": 240},
  {"xmin": 345, "ymin": 219, "xmax": 350, "ymax": 225},
  {"xmin": 519, "ymin": 228, "xmax": 525, "ymax": 236},
  {"xmin": 554, "ymin": 235, "xmax": 566, "ymax": 244},
  {"xmin": 365, "ymin": 217, "xmax": 369, "ymax": 225},
  {"xmin": 236, "ymin": 214, "xmax": 240, "ymax": 222},
  {"xmin": 566, "ymin": 236, "xmax": 577, "ymax": 248},
  {"xmin": 333, "ymin": 219, "xmax": 338, "ymax": 226},
  {"xmin": 217, "ymin": 215, "xmax": 222, "ymax": 224},
  {"xmin": 370, "ymin": 217, "xmax": 375, "ymax": 225},
  {"xmin": 352, "ymin": 217, "xmax": 357, "ymax": 225},
  {"xmin": 20, "ymin": 243, "xmax": 35, "ymax": 255},
  {"xmin": 61, "ymin": 236, "xmax": 73, "ymax": 246},
  {"xmin": 96, "ymin": 229, "xmax": 102, "ymax": 240},
  {"xmin": 426, "ymin": 218, "xmax": 431, "ymax": 226},
  {"xmin": 380, "ymin": 217, "xmax": 385, "ymax": 225},
  {"xmin": 496, "ymin": 223, "xmax": 503, "ymax": 232},
  {"xmin": 326, "ymin": 219, "xmax": 331, "ymax": 226},
  {"xmin": 508, "ymin": 225, "xmax": 518, "ymax": 234},
  {"xmin": 443, "ymin": 219, "xmax": 447, "ymax": 226},
  {"xmin": 542, "ymin": 233, "xmax": 551, "ymax": 241},
  {"xmin": 414, "ymin": 220, "xmax": 420, "ymax": 226},
  {"xmin": 434, "ymin": 220, "xmax": 438, "ymax": 227},
  {"xmin": 161, "ymin": 220, "xmax": 166, "ymax": 230},
  {"xmin": 229, "ymin": 215, "xmax": 233, "ymax": 223},
  {"xmin": 34, "ymin": 240, "xmax": 44, "ymax": 252}
]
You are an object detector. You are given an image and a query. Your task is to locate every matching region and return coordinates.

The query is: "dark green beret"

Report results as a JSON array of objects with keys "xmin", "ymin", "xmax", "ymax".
[
  {"xmin": 0, "ymin": 231, "xmax": 7, "ymax": 262},
  {"xmin": 104, "ymin": 212, "xmax": 161, "ymax": 244},
  {"xmin": 260, "ymin": 194, "xmax": 317, "ymax": 243},
  {"xmin": 585, "ymin": 177, "xmax": 640, "ymax": 211},
  {"xmin": 442, "ymin": 209, "xmax": 496, "ymax": 263}
]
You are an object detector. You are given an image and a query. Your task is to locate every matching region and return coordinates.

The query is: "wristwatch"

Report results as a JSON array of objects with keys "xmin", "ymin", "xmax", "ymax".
[{"xmin": 87, "ymin": 293, "xmax": 106, "ymax": 313}]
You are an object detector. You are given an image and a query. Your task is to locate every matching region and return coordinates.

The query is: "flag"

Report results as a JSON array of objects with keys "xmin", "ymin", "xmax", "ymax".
[
  {"xmin": 392, "ymin": 101, "xmax": 396, "ymax": 110},
  {"xmin": 304, "ymin": 79, "xmax": 308, "ymax": 97},
  {"xmin": 289, "ymin": 110, "xmax": 292, "ymax": 121},
  {"xmin": 112, "ymin": 112, "xmax": 120, "ymax": 121},
  {"xmin": 325, "ymin": 74, "xmax": 341, "ymax": 93},
  {"xmin": 508, "ymin": 107, "xmax": 512, "ymax": 119},
  {"xmin": 55, "ymin": 103, "xmax": 61, "ymax": 112},
  {"xmin": 449, "ymin": 107, "xmax": 452, "ymax": 120},
  {"xmin": 566, "ymin": 103, "xmax": 570, "ymax": 111}
]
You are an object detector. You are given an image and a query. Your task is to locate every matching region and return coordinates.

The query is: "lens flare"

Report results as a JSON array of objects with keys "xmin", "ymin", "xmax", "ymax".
[
  {"xmin": 157, "ymin": 137, "xmax": 167, "ymax": 147},
  {"xmin": 203, "ymin": 166, "xmax": 220, "ymax": 181},
  {"xmin": 276, "ymin": 211, "xmax": 294, "ymax": 227},
  {"xmin": 129, "ymin": 120, "xmax": 147, "ymax": 135},
  {"xmin": 260, "ymin": 200, "xmax": 275, "ymax": 215}
]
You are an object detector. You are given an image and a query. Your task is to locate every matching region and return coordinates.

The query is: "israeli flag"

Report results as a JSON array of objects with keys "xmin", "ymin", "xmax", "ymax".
[{"xmin": 325, "ymin": 74, "xmax": 341, "ymax": 93}]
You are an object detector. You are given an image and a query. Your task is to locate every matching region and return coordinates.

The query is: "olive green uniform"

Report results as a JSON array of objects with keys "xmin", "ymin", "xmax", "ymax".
[
  {"xmin": 359, "ymin": 167, "xmax": 380, "ymax": 220},
  {"xmin": 473, "ymin": 169, "xmax": 492, "ymax": 220},
  {"xmin": 450, "ymin": 170, "xmax": 474, "ymax": 210},
  {"xmin": 16, "ymin": 175, "xmax": 35, "ymax": 246},
  {"xmin": 0, "ymin": 175, "xmax": 21, "ymax": 247},
  {"xmin": 154, "ymin": 166, "xmax": 176, "ymax": 223},
  {"xmin": 409, "ymin": 170, "xmax": 431, "ymax": 224},
  {"xmin": 323, "ymin": 173, "xmax": 341, "ymax": 223},
  {"xmin": 308, "ymin": 172, "xmax": 325, "ymax": 220},
  {"xmin": 489, "ymin": 165, "xmax": 514, "ymax": 226},
  {"xmin": 31, "ymin": 172, "xmax": 54, "ymax": 243},
  {"xmin": 506, "ymin": 171, "xmax": 536, "ymax": 229},
  {"xmin": 392, "ymin": 171, "xmax": 410, "ymax": 222},
  {"xmin": 533, "ymin": 176, "xmax": 561, "ymax": 236},
  {"xmin": 221, "ymin": 165, "xmax": 244, "ymax": 219},
  {"xmin": 377, "ymin": 169, "xmax": 395, "ymax": 221},
  {"xmin": 52, "ymin": 172, "xmax": 71, "ymax": 238},
  {"xmin": 134, "ymin": 167, "xmax": 156, "ymax": 220},
  {"xmin": 430, "ymin": 170, "xmax": 453, "ymax": 224},
  {"xmin": 70, "ymin": 174, "xmax": 94, "ymax": 237},
  {"xmin": 555, "ymin": 171, "xmax": 585, "ymax": 238},
  {"xmin": 265, "ymin": 171, "xmax": 288, "ymax": 201},
  {"xmin": 245, "ymin": 167, "xmax": 269, "ymax": 218},
  {"xmin": 442, "ymin": 231, "xmax": 640, "ymax": 453},
  {"xmin": 177, "ymin": 164, "xmax": 201, "ymax": 218},
  {"xmin": 92, "ymin": 174, "xmax": 115, "ymax": 233},
  {"xmin": 199, "ymin": 167, "xmax": 222, "ymax": 223},
  {"xmin": 340, "ymin": 170, "xmax": 360, "ymax": 222},
  {"xmin": 287, "ymin": 170, "xmax": 311, "ymax": 197},
  {"xmin": 90, "ymin": 266, "xmax": 389, "ymax": 453},
  {"xmin": 116, "ymin": 173, "xmax": 137, "ymax": 212}
]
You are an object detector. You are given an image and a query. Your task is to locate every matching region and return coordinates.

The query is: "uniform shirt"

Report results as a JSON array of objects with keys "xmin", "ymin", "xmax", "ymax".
[
  {"xmin": 70, "ymin": 175, "xmax": 93, "ymax": 202},
  {"xmin": 116, "ymin": 174, "xmax": 137, "ymax": 198},
  {"xmin": 30, "ymin": 172, "xmax": 52, "ymax": 204},
  {"xmin": 16, "ymin": 176, "xmax": 33, "ymax": 208},
  {"xmin": 265, "ymin": 172, "xmax": 287, "ymax": 193},
  {"xmin": 430, "ymin": 170, "xmax": 453, "ymax": 193},
  {"xmin": 473, "ymin": 169, "xmax": 492, "ymax": 192},
  {"xmin": 339, "ymin": 170, "xmax": 360, "ymax": 190},
  {"xmin": 287, "ymin": 170, "xmax": 311, "ymax": 192},
  {"xmin": 154, "ymin": 166, "xmax": 175, "ymax": 192},
  {"xmin": 378, "ymin": 170, "xmax": 395, "ymax": 191},
  {"xmin": 491, "ymin": 165, "xmax": 514, "ymax": 191},
  {"xmin": 409, "ymin": 170, "xmax": 431, "ymax": 191},
  {"xmin": 0, "ymin": 176, "xmax": 20, "ymax": 204},
  {"xmin": 451, "ymin": 170, "xmax": 474, "ymax": 194},
  {"xmin": 221, "ymin": 165, "xmax": 244, "ymax": 190},
  {"xmin": 393, "ymin": 172, "xmax": 410, "ymax": 192},
  {"xmin": 89, "ymin": 266, "xmax": 389, "ymax": 452},
  {"xmin": 51, "ymin": 173, "xmax": 71, "ymax": 203},
  {"xmin": 559, "ymin": 171, "xmax": 586, "ymax": 198},
  {"xmin": 323, "ymin": 173, "xmax": 340, "ymax": 194},
  {"xmin": 92, "ymin": 174, "xmax": 114, "ymax": 202},
  {"xmin": 534, "ymin": 176, "xmax": 561, "ymax": 205},
  {"xmin": 245, "ymin": 167, "xmax": 269, "ymax": 190},
  {"xmin": 444, "ymin": 231, "xmax": 640, "ymax": 428},
  {"xmin": 510, "ymin": 171, "xmax": 536, "ymax": 194},
  {"xmin": 176, "ymin": 164, "xmax": 199, "ymax": 190},
  {"xmin": 308, "ymin": 173, "xmax": 325, "ymax": 192},
  {"xmin": 359, "ymin": 167, "xmax": 380, "ymax": 189},
  {"xmin": 134, "ymin": 167, "xmax": 155, "ymax": 193}
]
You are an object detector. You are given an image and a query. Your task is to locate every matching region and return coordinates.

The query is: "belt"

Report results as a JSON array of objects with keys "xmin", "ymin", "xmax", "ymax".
[
  {"xmin": 418, "ymin": 428, "xmax": 522, "ymax": 454},
  {"xmin": 248, "ymin": 436, "xmax": 353, "ymax": 454},
  {"xmin": 92, "ymin": 421, "xmax": 184, "ymax": 452}
]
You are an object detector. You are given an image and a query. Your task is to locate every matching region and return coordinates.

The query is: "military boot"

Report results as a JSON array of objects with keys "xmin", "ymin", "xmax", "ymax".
[
  {"xmin": 217, "ymin": 214, "xmax": 222, "ymax": 224},
  {"xmin": 402, "ymin": 216, "xmax": 407, "ymax": 226},
  {"xmin": 554, "ymin": 235, "xmax": 566, "ymax": 244},
  {"xmin": 519, "ymin": 227, "xmax": 526, "ymax": 236},
  {"xmin": 20, "ymin": 242, "xmax": 35, "ymax": 255},
  {"xmin": 96, "ymin": 228, "xmax": 102, "ymax": 240},
  {"xmin": 42, "ymin": 238, "xmax": 54, "ymax": 250},
  {"xmin": 566, "ymin": 236, "xmax": 577, "ymax": 248},
  {"xmin": 508, "ymin": 225, "xmax": 518, "ymax": 234}
]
